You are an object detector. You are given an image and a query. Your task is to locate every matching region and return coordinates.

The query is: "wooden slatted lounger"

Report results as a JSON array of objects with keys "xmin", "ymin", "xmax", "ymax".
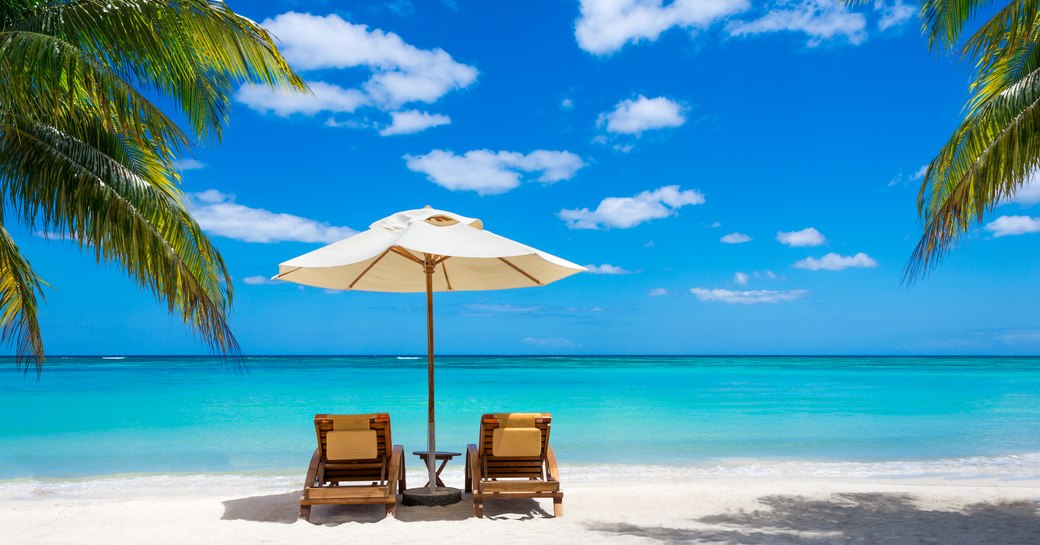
[
  {"xmin": 464, "ymin": 412, "xmax": 563, "ymax": 518},
  {"xmin": 299, "ymin": 413, "xmax": 405, "ymax": 520}
]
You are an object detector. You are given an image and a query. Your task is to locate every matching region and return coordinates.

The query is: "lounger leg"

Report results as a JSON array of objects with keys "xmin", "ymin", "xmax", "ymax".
[
  {"xmin": 553, "ymin": 497, "xmax": 563, "ymax": 517},
  {"xmin": 299, "ymin": 504, "xmax": 311, "ymax": 521},
  {"xmin": 473, "ymin": 501, "xmax": 484, "ymax": 518},
  {"xmin": 386, "ymin": 502, "xmax": 396, "ymax": 518},
  {"xmin": 464, "ymin": 450, "xmax": 472, "ymax": 493}
]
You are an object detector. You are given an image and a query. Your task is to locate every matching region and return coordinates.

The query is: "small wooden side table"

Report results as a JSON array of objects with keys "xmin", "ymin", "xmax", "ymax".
[{"xmin": 412, "ymin": 450, "xmax": 461, "ymax": 487}]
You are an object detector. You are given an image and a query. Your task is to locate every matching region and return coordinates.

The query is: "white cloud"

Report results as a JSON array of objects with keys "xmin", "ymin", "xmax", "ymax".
[
  {"xmin": 733, "ymin": 272, "xmax": 750, "ymax": 285},
  {"xmin": 185, "ymin": 190, "xmax": 357, "ymax": 243},
  {"xmin": 708, "ymin": 221, "xmax": 722, "ymax": 228},
  {"xmin": 776, "ymin": 227, "xmax": 825, "ymax": 247},
  {"xmin": 585, "ymin": 263, "xmax": 634, "ymax": 274},
  {"xmin": 560, "ymin": 185, "xmax": 705, "ymax": 229},
  {"xmin": 793, "ymin": 252, "xmax": 879, "ymax": 271},
  {"xmin": 910, "ymin": 164, "xmax": 927, "ymax": 180},
  {"xmin": 404, "ymin": 149, "xmax": 585, "ymax": 195},
  {"xmin": 1009, "ymin": 173, "xmax": 1040, "ymax": 205},
  {"xmin": 985, "ymin": 215, "xmax": 1040, "ymax": 237},
  {"xmin": 238, "ymin": 12, "xmax": 474, "ymax": 130},
  {"xmin": 561, "ymin": 97, "xmax": 575, "ymax": 109},
  {"xmin": 379, "ymin": 110, "xmax": 451, "ymax": 136},
  {"xmin": 522, "ymin": 337, "xmax": 580, "ymax": 348},
  {"xmin": 236, "ymin": 81, "xmax": 369, "ymax": 116},
  {"xmin": 877, "ymin": 1, "xmax": 915, "ymax": 31},
  {"xmin": 575, "ymin": 0, "xmax": 750, "ymax": 55},
  {"xmin": 720, "ymin": 232, "xmax": 752, "ymax": 244},
  {"xmin": 728, "ymin": 0, "xmax": 867, "ymax": 46},
  {"xmin": 691, "ymin": 287, "xmax": 809, "ymax": 304},
  {"xmin": 598, "ymin": 96, "xmax": 686, "ymax": 135},
  {"xmin": 648, "ymin": 287, "xmax": 669, "ymax": 296},
  {"xmin": 243, "ymin": 276, "xmax": 277, "ymax": 285},
  {"xmin": 174, "ymin": 158, "xmax": 205, "ymax": 171}
]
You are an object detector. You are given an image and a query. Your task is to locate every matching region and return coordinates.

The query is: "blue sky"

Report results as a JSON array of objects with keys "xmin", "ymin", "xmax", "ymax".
[{"xmin": 14, "ymin": 0, "xmax": 1040, "ymax": 356}]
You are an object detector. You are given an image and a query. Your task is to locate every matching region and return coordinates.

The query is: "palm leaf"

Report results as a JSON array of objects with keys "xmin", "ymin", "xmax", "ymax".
[{"xmin": 0, "ymin": 220, "xmax": 45, "ymax": 373}]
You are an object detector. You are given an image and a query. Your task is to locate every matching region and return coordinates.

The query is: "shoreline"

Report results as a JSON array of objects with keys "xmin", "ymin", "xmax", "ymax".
[
  {"xmin": 5, "ymin": 451, "xmax": 1040, "ymax": 486},
  {"xmin": 2, "ymin": 469, "xmax": 1038, "ymax": 544}
]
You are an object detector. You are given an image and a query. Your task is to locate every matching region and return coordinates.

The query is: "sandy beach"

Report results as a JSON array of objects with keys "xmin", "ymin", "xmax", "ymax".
[{"xmin": 3, "ymin": 468, "xmax": 1038, "ymax": 545}]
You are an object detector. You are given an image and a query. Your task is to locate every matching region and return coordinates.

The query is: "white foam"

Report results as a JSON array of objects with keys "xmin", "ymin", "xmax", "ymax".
[{"xmin": 4, "ymin": 453, "xmax": 1039, "ymax": 500}]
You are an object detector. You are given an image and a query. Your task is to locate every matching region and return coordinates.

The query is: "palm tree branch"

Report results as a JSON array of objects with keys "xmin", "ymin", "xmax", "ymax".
[
  {"xmin": 0, "ymin": 220, "xmax": 46, "ymax": 374},
  {"xmin": 0, "ymin": 117, "xmax": 237, "ymax": 355}
]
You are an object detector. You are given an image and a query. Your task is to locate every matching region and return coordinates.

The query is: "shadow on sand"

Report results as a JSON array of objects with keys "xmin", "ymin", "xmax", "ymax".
[
  {"xmin": 590, "ymin": 493, "xmax": 1040, "ymax": 545},
  {"xmin": 221, "ymin": 491, "xmax": 553, "ymax": 525}
]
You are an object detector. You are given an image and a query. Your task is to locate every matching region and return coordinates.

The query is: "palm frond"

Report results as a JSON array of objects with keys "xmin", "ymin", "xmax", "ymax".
[
  {"xmin": 0, "ymin": 115, "xmax": 238, "ymax": 356},
  {"xmin": 0, "ymin": 220, "xmax": 45, "ymax": 373},
  {"xmin": 922, "ymin": 0, "xmax": 999, "ymax": 52},
  {"xmin": 909, "ymin": 66, "xmax": 1040, "ymax": 280},
  {"xmin": 11, "ymin": 0, "xmax": 308, "ymax": 141}
]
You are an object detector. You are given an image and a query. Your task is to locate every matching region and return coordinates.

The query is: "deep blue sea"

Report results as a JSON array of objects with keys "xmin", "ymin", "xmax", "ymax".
[{"xmin": 3, "ymin": 356, "xmax": 1040, "ymax": 480}]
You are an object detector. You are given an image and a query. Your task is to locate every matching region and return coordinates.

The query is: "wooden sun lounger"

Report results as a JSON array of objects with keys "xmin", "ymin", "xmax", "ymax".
[
  {"xmin": 299, "ymin": 413, "xmax": 405, "ymax": 520},
  {"xmin": 464, "ymin": 412, "xmax": 562, "ymax": 518}
]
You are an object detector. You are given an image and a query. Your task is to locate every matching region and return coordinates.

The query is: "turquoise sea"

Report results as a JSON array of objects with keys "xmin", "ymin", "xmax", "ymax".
[{"xmin": 3, "ymin": 356, "xmax": 1040, "ymax": 480}]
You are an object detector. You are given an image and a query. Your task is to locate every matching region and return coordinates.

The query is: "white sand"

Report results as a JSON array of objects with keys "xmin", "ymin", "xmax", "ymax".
[{"xmin": 2, "ymin": 469, "xmax": 1039, "ymax": 545}]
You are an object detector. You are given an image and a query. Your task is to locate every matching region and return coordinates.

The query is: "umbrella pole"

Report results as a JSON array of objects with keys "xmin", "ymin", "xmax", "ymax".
[{"xmin": 425, "ymin": 261, "xmax": 438, "ymax": 490}]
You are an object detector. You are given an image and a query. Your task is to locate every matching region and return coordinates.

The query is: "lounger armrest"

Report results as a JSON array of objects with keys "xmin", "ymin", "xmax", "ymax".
[
  {"xmin": 388, "ymin": 445, "xmax": 404, "ymax": 496},
  {"xmin": 303, "ymin": 447, "xmax": 321, "ymax": 488},
  {"xmin": 467, "ymin": 443, "xmax": 480, "ymax": 491},
  {"xmin": 546, "ymin": 445, "xmax": 561, "ymax": 482}
]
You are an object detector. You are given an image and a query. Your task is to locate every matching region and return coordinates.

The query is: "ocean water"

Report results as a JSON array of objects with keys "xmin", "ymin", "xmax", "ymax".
[{"xmin": 2, "ymin": 356, "xmax": 1040, "ymax": 480}]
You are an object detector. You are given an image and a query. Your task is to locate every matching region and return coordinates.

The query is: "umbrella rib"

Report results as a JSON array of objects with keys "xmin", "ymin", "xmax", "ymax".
[
  {"xmin": 273, "ymin": 266, "xmax": 302, "ymax": 280},
  {"xmin": 390, "ymin": 246, "xmax": 424, "ymax": 265},
  {"xmin": 348, "ymin": 248, "xmax": 392, "ymax": 289},
  {"xmin": 442, "ymin": 259, "xmax": 453, "ymax": 291},
  {"xmin": 498, "ymin": 257, "xmax": 542, "ymax": 285}
]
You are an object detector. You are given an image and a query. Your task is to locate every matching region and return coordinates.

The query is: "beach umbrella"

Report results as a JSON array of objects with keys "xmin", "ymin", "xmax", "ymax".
[{"xmin": 275, "ymin": 206, "xmax": 585, "ymax": 497}]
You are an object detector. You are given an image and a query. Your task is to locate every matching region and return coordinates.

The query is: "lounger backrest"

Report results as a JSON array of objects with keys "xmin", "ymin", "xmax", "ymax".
[
  {"xmin": 314, "ymin": 413, "xmax": 391, "ymax": 462},
  {"xmin": 479, "ymin": 412, "xmax": 551, "ymax": 479}
]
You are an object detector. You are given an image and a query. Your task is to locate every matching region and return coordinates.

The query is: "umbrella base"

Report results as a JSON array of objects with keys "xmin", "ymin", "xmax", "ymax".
[{"xmin": 402, "ymin": 486, "xmax": 462, "ymax": 507}]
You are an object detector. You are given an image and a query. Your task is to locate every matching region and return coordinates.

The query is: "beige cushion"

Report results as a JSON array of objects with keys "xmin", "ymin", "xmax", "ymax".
[
  {"xmin": 493, "ymin": 413, "xmax": 541, "ymax": 428},
  {"xmin": 326, "ymin": 430, "xmax": 378, "ymax": 460},
  {"xmin": 492, "ymin": 427, "xmax": 542, "ymax": 457},
  {"xmin": 332, "ymin": 415, "xmax": 373, "ymax": 431}
]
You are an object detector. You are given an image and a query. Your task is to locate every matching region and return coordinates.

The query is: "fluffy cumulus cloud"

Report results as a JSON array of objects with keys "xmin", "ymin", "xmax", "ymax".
[
  {"xmin": 404, "ymin": 149, "xmax": 584, "ymax": 195},
  {"xmin": 648, "ymin": 287, "xmax": 670, "ymax": 296},
  {"xmin": 586, "ymin": 264, "xmax": 634, "ymax": 274},
  {"xmin": 575, "ymin": 0, "xmax": 751, "ymax": 54},
  {"xmin": 174, "ymin": 158, "xmax": 205, "ymax": 171},
  {"xmin": 379, "ymin": 110, "xmax": 451, "ymax": 136},
  {"xmin": 720, "ymin": 232, "xmax": 752, "ymax": 244},
  {"xmin": 560, "ymin": 185, "xmax": 705, "ymax": 229},
  {"xmin": 690, "ymin": 287, "xmax": 809, "ymax": 304},
  {"xmin": 1006, "ymin": 172, "xmax": 1040, "ymax": 206},
  {"xmin": 776, "ymin": 227, "xmax": 825, "ymax": 247},
  {"xmin": 733, "ymin": 272, "xmax": 750, "ymax": 285},
  {"xmin": 576, "ymin": 1, "xmax": 915, "ymax": 54},
  {"xmin": 985, "ymin": 215, "xmax": 1040, "ymax": 237},
  {"xmin": 877, "ymin": 1, "xmax": 916, "ymax": 31},
  {"xmin": 793, "ymin": 252, "xmax": 878, "ymax": 271},
  {"xmin": 186, "ymin": 190, "xmax": 356, "ymax": 243},
  {"xmin": 236, "ymin": 81, "xmax": 369, "ymax": 117},
  {"xmin": 236, "ymin": 12, "xmax": 475, "ymax": 134},
  {"xmin": 598, "ymin": 96, "xmax": 686, "ymax": 135},
  {"xmin": 728, "ymin": 0, "xmax": 868, "ymax": 46}
]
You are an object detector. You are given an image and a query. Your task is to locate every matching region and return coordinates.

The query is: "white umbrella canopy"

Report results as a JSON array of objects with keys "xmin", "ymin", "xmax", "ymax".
[
  {"xmin": 275, "ymin": 206, "xmax": 585, "ymax": 495},
  {"xmin": 277, "ymin": 207, "xmax": 584, "ymax": 292}
]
